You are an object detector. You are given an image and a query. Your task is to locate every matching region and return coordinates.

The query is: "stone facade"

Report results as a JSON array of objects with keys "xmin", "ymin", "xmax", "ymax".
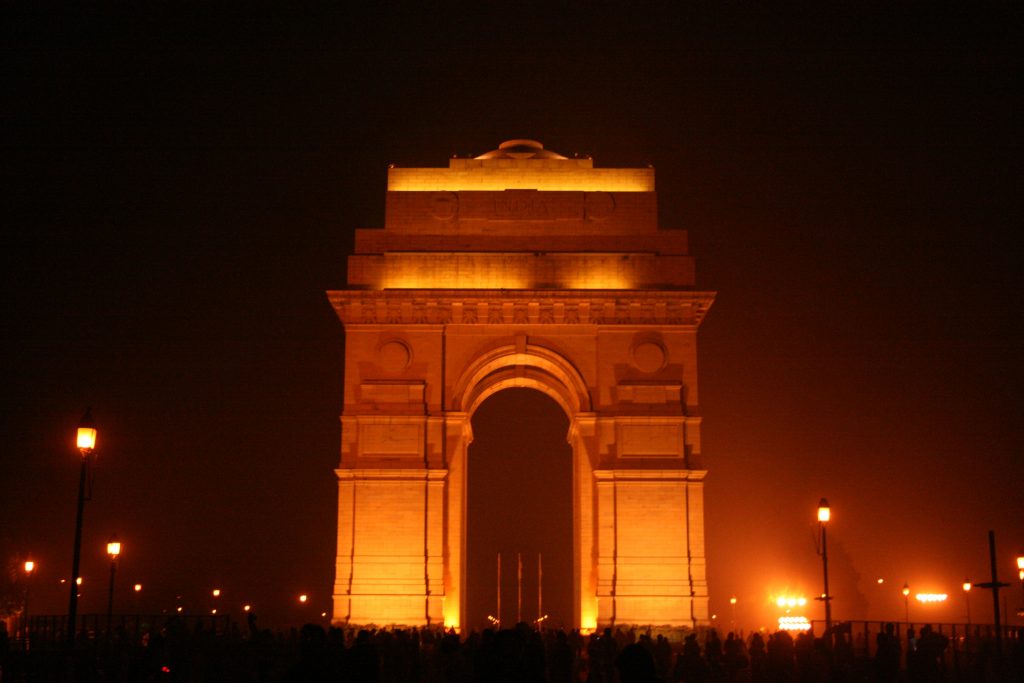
[{"xmin": 328, "ymin": 139, "xmax": 714, "ymax": 630}]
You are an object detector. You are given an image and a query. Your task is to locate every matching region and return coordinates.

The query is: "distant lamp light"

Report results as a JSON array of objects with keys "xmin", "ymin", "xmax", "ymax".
[
  {"xmin": 211, "ymin": 608, "xmax": 217, "ymax": 615},
  {"xmin": 243, "ymin": 604, "xmax": 251, "ymax": 612},
  {"xmin": 902, "ymin": 583, "xmax": 910, "ymax": 597},
  {"xmin": 134, "ymin": 583, "xmax": 142, "ymax": 592},
  {"xmin": 76, "ymin": 577, "xmax": 83, "ymax": 586},
  {"xmin": 962, "ymin": 581, "xmax": 972, "ymax": 593},
  {"xmin": 1016, "ymin": 554, "xmax": 1024, "ymax": 571},
  {"xmin": 778, "ymin": 616, "xmax": 812, "ymax": 632},
  {"xmin": 299, "ymin": 594, "xmax": 308, "ymax": 603},
  {"xmin": 729, "ymin": 596, "xmax": 737, "ymax": 605},
  {"xmin": 817, "ymin": 499, "xmax": 831, "ymax": 523},
  {"xmin": 176, "ymin": 606, "xmax": 183, "ymax": 613},
  {"xmin": 877, "ymin": 578, "xmax": 884, "ymax": 584},
  {"xmin": 25, "ymin": 560, "xmax": 35, "ymax": 574},
  {"xmin": 212, "ymin": 589, "xmax": 221, "ymax": 598},
  {"xmin": 107, "ymin": 537, "xmax": 121, "ymax": 559},
  {"xmin": 77, "ymin": 410, "xmax": 97, "ymax": 453}
]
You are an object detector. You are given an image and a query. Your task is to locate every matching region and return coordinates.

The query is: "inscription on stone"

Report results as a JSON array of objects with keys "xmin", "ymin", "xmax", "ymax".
[{"xmin": 492, "ymin": 191, "xmax": 551, "ymax": 220}]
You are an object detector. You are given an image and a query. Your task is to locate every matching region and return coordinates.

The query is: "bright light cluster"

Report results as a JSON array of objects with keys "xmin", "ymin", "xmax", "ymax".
[
  {"xmin": 915, "ymin": 593, "xmax": 948, "ymax": 603},
  {"xmin": 776, "ymin": 596, "xmax": 808, "ymax": 609},
  {"xmin": 778, "ymin": 616, "xmax": 812, "ymax": 631}
]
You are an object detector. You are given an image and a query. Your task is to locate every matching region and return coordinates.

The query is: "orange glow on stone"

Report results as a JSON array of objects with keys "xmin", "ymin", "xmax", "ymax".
[{"xmin": 387, "ymin": 167, "xmax": 654, "ymax": 193}]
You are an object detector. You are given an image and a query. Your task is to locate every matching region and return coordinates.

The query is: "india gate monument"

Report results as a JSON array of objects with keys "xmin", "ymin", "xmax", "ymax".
[{"xmin": 328, "ymin": 139, "xmax": 715, "ymax": 631}]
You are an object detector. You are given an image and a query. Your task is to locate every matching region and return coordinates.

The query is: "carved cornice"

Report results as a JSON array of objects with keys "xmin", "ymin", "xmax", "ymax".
[{"xmin": 327, "ymin": 289, "xmax": 715, "ymax": 327}]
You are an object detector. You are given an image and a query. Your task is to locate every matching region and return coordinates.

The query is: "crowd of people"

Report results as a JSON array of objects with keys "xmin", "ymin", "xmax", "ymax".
[{"xmin": 1, "ymin": 615, "xmax": 1022, "ymax": 681}]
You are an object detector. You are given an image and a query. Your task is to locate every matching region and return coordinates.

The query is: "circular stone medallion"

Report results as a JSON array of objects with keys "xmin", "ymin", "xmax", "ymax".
[
  {"xmin": 631, "ymin": 341, "xmax": 667, "ymax": 373},
  {"xmin": 430, "ymin": 192, "xmax": 459, "ymax": 220},
  {"xmin": 378, "ymin": 340, "xmax": 411, "ymax": 372}
]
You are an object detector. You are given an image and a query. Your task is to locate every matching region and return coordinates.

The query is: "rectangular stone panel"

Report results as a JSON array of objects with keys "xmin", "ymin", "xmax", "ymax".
[
  {"xmin": 384, "ymin": 191, "xmax": 658, "ymax": 235},
  {"xmin": 618, "ymin": 423, "xmax": 684, "ymax": 457},
  {"xmin": 358, "ymin": 422, "xmax": 422, "ymax": 456}
]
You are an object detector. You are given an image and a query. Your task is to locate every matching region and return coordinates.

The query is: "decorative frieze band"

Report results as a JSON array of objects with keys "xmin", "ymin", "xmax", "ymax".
[{"xmin": 327, "ymin": 290, "xmax": 715, "ymax": 327}]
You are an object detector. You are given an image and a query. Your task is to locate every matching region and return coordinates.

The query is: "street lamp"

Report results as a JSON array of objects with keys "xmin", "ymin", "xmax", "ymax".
[
  {"xmin": 1017, "ymin": 553, "xmax": 1024, "ymax": 616},
  {"xmin": 816, "ymin": 498, "xmax": 832, "ymax": 633},
  {"xmin": 902, "ymin": 583, "xmax": 911, "ymax": 622},
  {"xmin": 106, "ymin": 535, "xmax": 121, "ymax": 635},
  {"xmin": 729, "ymin": 596, "xmax": 737, "ymax": 630},
  {"xmin": 963, "ymin": 580, "xmax": 972, "ymax": 625},
  {"xmin": 23, "ymin": 560, "xmax": 35, "ymax": 647},
  {"xmin": 67, "ymin": 408, "xmax": 96, "ymax": 646}
]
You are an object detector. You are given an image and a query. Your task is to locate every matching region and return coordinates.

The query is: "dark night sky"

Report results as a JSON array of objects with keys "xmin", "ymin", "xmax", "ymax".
[{"xmin": 2, "ymin": 5, "xmax": 1021, "ymax": 628}]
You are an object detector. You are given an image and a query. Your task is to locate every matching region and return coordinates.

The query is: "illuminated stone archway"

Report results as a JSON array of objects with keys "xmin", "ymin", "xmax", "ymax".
[{"xmin": 328, "ymin": 140, "xmax": 715, "ymax": 630}]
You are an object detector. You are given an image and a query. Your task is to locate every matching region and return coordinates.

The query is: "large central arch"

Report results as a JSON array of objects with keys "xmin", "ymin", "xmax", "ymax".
[
  {"xmin": 450, "ymin": 341, "xmax": 594, "ymax": 629},
  {"xmin": 328, "ymin": 140, "xmax": 715, "ymax": 630}
]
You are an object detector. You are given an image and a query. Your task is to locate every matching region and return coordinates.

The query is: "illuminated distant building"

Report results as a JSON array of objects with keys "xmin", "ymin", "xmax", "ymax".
[{"xmin": 328, "ymin": 140, "xmax": 715, "ymax": 629}]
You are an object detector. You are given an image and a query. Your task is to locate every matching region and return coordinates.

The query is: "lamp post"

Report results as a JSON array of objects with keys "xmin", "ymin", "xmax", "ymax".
[
  {"xmin": 106, "ymin": 535, "xmax": 121, "ymax": 636},
  {"xmin": 23, "ymin": 560, "xmax": 35, "ymax": 647},
  {"xmin": 962, "ymin": 580, "xmax": 972, "ymax": 625},
  {"xmin": 729, "ymin": 596, "xmax": 737, "ymax": 631},
  {"xmin": 816, "ymin": 498, "xmax": 832, "ymax": 633},
  {"xmin": 902, "ymin": 583, "xmax": 910, "ymax": 623},
  {"xmin": 67, "ymin": 408, "xmax": 96, "ymax": 647}
]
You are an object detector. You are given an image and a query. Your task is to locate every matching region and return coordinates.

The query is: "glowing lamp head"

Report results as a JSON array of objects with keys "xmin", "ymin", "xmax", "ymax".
[
  {"xmin": 243, "ymin": 604, "xmax": 251, "ymax": 612},
  {"xmin": 299, "ymin": 594, "xmax": 308, "ymax": 603},
  {"xmin": 76, "ymin": 577, "xmax": 82, "ymax": 586},
  {"xmin": 107, "ymin": 536, "xmax": 121, "ymax": 558},
  {"xmin": 212, "ymin": 589, "xmax": 221, "ymax": 597},
  {"xmin": 76, "ymin": 408, "xmax": 97, "ymax": 453},
  {"xmin": 24, "ymin": 560, "xmax": 35, "ymax": 573},
  {"xmin": 963, "ymin": 580, "xmax": 972, "ymax": 592},
  {"xmin": 134, "ymin": 583, "xmax": 142, "ymax": 592},
  {"xmin": 817, "ymin": 498, "xmax": 831, "ymax": 523},
  {"xmin": 729, "ymin": 596, "xmax": 737, "ymax": 605},
  {"xmin": 1017, "ymin": 554, "xmax": 1024, "ymax": 571},
  {"xmin": 902, "ymin": 583, "xmax": 910, "ymax": 597}
]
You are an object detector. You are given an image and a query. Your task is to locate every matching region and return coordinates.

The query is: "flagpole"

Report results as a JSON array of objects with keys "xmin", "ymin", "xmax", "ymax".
[
  {"xmin": 517, "ymin": 552, "xmax": 522, "ymax": 624},
  {"xmin": 538, "ymin": 553, "xmax": 543, "ymax": 626}
]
